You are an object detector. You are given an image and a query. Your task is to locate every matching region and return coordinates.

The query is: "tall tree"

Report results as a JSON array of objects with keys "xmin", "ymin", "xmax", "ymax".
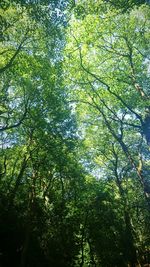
[
  {"xmin": 0, "ymin": 1, "xmax": 86, "ymax": 267},
  {"xmin": 64, "ymin": 0, "xmax": 150, "ymax": 265}
]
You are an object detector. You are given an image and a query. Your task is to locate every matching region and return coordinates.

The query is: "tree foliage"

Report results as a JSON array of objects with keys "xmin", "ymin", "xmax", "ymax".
[{"xmin": 0, "ymin": 0, "xmax": 150, "ymax": 267}]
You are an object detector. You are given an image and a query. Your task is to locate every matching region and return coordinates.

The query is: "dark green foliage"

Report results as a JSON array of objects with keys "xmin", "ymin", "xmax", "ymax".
[{"xmin": 104, "ymin": 0, "xmax": 147, "ymax": 12}]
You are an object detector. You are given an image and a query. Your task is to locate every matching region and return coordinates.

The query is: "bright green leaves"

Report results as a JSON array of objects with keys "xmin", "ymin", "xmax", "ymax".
[
  {"xmin": 65, "ymin": 1, "xmax": 150, "ymax": 146},
  {"xmin": 0, "ymin": 1, "xmax": 150, "ymax": 266},
  {"xmin": 64, "ymin": 2, "xmax": 150, "ymax": 265}
]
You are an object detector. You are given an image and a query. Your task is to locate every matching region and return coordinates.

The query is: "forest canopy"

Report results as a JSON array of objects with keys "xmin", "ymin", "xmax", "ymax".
[{"xmin": 0, "ymin": 0, "xmax": 150, "ymax": 267}]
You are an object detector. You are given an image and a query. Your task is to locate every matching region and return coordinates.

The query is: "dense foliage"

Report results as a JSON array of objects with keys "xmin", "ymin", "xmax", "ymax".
[{"xmin": 0, "ymin": 0, "xmax": 150, "ymax": 266}]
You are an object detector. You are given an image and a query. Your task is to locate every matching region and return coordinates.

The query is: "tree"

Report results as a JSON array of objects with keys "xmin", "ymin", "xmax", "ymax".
[
  {"xmin": 64, "ymin": 1, "xmax": 150, "ymax": 265},
  {"xmin": 0, "ymin": 1, "xmax": 85, "ymax": 267}
]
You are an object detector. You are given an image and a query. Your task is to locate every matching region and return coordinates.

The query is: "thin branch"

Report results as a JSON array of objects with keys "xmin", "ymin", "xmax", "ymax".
[
  {"xmin": 0, "ymin": 29, "xmax": 30, "ymax": 74},
  {"xmin": 0, "ymin": 101, "xmax": 28, "ymax": 132}
]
